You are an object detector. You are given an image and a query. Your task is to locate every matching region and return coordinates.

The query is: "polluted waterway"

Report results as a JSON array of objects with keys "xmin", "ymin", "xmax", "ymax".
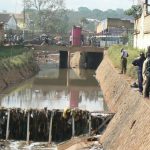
[{"xmin": 0, "ymin": 55, "xmax": 110, "ymax": 149}]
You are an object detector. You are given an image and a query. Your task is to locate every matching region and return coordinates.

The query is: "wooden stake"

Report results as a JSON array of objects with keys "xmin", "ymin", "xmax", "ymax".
[
  {"xmin": 6, "ymin": 109, "xmax": 10, "ymax": 140},
  {"xmin": 89, "ymin": 113, "xmax": 91, "ymax": 136},
  {"xmin": 72, "ymin": 115, "xmax": 75, "ymax": 137},
  {"xmin": 26, "ymin": 111, "xmax": 30, "ymax": 144},
  {"xmin": 48, "ymin": 111, "xmax": 54, "ymax": 144}
]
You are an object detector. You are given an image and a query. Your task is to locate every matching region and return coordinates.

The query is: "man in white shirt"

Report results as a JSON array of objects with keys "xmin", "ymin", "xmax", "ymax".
[{"xmin": 120, "ymin": 48, "xmax": 129, "ymax": 74}]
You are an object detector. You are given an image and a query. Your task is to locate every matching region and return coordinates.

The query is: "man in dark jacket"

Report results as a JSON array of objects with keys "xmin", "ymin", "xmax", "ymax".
[
  {"xmin": 143, "ymin": 46, "xmax": 150, "ymax": 98},
  {"xmin": 132, "ymin": 52, "xmax": 146, "ymax": 94}
]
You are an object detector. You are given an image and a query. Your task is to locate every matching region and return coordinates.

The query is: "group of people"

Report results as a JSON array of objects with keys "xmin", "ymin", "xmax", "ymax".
[
  {"xmin": 120, "ymin": 46, "xmax": 150, "ymax": 99},
  {"xmin": 4, "ymin": 34, "xmax": 24, "ymax": 45},
  {"xmin": 69, "ymin": 34, "xmax": 84, "ymax": 46}
]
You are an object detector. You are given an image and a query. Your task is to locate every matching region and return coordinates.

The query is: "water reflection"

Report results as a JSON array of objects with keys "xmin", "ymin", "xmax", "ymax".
[{"xmin": 0, "ymin": 63, "xmax": 105, "ymax": 112}]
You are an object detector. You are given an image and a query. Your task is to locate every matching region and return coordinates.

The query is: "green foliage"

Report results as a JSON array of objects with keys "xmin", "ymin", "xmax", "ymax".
[
  {"xmin": 0, "ymin": 51, "xmax": 34, "ymax": 71},
  {"xmin": 80, "ymin": 17, "xmax": 89, "ymax": 27},
  {"xmin": 78, "ymin": 7, "xmax": 91, "ymax": 14},
  {"xmin": 0, "ymin": 46, "xmax": 34, "ymax": 71},
  {"xmin": 125, "ymin": 5, "xmax": 142, "ymax": 18},
  {"xmin": 67, "ymin": 7, "xmax": 133, "ymax": 32},
  {"xmin": 26, "ymin": 6, "xmax": 133, "ymax": 34},
  {"xmin": 0, "ymin": 45, "xmax": 25, "ymax": 58},
  {"xmin": 25, "ymin": 0, "xmax": 66, "ymax": 34},
  {"xmin": 108, "ymin": 45, "xmax": 144, "ymax": 78}
]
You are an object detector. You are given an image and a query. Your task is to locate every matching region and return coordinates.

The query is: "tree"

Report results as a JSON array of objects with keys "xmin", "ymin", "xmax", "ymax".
[
  {"xmin": 24, "ymin": 0, "xmax": 66, "ymax": 33},
  {"xmin": 80, "ymin": 17, "xmax": 89, "ymax": 27},
  {"xmin": 125, "ymin": 5, "xmax": 142, "ymax": 18},
  {"xmin": 24, "ymin": 0, "xmax": 64, "ymax": 11}
]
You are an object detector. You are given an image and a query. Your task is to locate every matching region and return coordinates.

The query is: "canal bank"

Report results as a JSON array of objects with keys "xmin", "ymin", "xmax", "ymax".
[
  {"xmin": 0, "ymin": 52, "xmax": 39, "ymax": 92},
  {"xmin": 96, "ymin": 53, "xmax": 150, "ymax": 150}
]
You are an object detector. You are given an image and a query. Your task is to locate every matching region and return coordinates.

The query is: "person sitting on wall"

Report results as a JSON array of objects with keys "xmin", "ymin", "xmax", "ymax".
[
  {"xmin": 120, "ymin": 48, "xmax": 129, "ymax": 74},
  {"xmin": 132, "ymin": 52, "xmax": 146, "ymax": 94}
]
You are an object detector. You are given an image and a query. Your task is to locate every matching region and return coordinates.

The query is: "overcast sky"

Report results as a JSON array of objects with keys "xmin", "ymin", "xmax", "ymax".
[{"xmin": 0, "ymin": 0, "xmax": 137, "ymax": 13}]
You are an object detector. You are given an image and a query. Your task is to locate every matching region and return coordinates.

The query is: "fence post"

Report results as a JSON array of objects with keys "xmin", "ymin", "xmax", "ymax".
[
  {"xmin": 89, "ymin": 113, "xmax": 91, "ymax": 136},
  {"xmin": 26, "ymin": 111, "xmax": 30, "ymax": 144},
  {"xmin": 72, "ymin": 114, "xmax": 75, "ymax": 137},
  {"xmin": 6, "ymin": 109, "xmax": 10, "ymax": 140},
  {"xmin": 48, "ymin": 111, "xmax": 54, "ymax": 144}
]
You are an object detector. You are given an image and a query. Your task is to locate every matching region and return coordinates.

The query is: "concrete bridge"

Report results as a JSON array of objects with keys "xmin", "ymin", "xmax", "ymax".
[
  {"xmin": 26, "ymin": 44, "xmax": 107, "ymax": 53},
  {"xmin": 26, "ymin": 44, "xmax": 107, "ymax": 69}
]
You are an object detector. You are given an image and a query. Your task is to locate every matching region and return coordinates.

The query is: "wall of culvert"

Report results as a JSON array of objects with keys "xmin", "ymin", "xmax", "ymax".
[{"xmin": 96, "ymin": 53, "xmax": 150, "ymax": 150}]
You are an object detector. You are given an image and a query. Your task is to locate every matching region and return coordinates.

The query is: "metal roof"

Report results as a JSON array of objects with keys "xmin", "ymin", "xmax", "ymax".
[{"xmin": 0, "ymin": 13, "xmax": 12, "ymax": 23}]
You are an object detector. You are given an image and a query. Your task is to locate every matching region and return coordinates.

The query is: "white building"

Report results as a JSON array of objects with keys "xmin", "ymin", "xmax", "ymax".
[
  {"xmin": 0, "ymin": 13, "xmax": 17, "ymax": 30},
  {"xmin": 134, "ymin": 0, "xmax": 150, "ymax": 49}
]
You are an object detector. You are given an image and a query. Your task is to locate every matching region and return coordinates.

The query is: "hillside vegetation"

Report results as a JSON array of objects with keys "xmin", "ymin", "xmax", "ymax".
[{"xmin": 26, "ymin": 7, "xmax": 133, "ymax": 34}]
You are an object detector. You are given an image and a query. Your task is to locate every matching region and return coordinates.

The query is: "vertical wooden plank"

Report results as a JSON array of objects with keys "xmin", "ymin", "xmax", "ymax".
[
  {"xmin": 48, "ymin": 111, "xmax": 54, "ymax": 144},
  {"xmin": 72, "ymin": 115, "xmax": 75, "ymax": 137},
  {"xmin": 26, "ymin": 111, "xmax": 30, "ymax": 144},
  {"xmin": 89, "ymin": 113, "xmax": 91, "ymax": 136},
  {"xmin": 6, "ymin": 109, "xmax": 10, "ymax": 140}
]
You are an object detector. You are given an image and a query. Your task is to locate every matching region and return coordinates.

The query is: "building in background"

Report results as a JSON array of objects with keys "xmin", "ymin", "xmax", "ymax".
[
  {"xmin": 134, "ymin": 0, "xmax": 150, "ymax": 49},
  {"xmin": 97, "ymin": 18, "xmax": 134, "ymax": 36},
  {"xmin": 0, "ymin": 13, "xmax": 17, "ymax": 31},
  {"xmin": 96, "ymin": 18, "xmax": 134, "ymax": 46}
]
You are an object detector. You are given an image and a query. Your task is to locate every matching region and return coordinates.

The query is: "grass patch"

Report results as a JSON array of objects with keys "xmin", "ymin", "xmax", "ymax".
[
  {"xmin": 0, "ymin": 45, "xmax": 34, "ymax": 71},
  {"xmin": 108, "ymin": 45, "xmax": 145, "ymax": 79},
  {"xmin": 0, "ymin": 51, "xmax": 34, "ymax": 71},
  {"xmin": 0, "ymin": 45, "xmax": 25, "ymax": 58}
]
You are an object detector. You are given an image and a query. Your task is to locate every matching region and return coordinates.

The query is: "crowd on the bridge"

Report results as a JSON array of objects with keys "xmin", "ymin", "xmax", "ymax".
[
  {"xmin": 120, "ymin": 46, "xmax": 150, "ymax": 99},
  {"xmin": 3, "ymin": 33, "xmax": 24, "ymax": 45}
]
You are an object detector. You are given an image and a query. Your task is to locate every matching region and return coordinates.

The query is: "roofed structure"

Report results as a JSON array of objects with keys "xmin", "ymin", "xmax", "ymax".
[{"xmin": 0, "ymin": 13, "xmax": 17, "ymax": 30}]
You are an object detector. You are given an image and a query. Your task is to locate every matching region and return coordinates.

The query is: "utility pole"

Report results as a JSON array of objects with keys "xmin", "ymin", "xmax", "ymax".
[
  {"xmin": 23, "ymin": 0, "xmax": 25, "ymax": 24},
  {"xmin": 23, "ymin": 0, "xmax": 25, "ymax": 40}
]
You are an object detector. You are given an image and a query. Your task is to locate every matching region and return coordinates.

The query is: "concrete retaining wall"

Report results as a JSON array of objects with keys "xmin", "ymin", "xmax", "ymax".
[{"xmin": 96, "ymin": 54, "xmax": 150, "ymax": 150}]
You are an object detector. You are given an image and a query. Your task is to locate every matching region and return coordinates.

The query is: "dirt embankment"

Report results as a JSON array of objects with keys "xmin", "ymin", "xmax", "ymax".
[
  {"xmin": 0, "ymin": 62, "xmax": 39, "ymax": 92},
  {"xmin": 95, "ymin": 54, "xmax": 150, "ymax": 150}
]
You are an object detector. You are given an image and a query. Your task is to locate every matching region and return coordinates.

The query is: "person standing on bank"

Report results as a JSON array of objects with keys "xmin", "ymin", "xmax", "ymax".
[
  {"xmin": 143, "ymin": 46, "xmax": 150, "ymax": 98},
  {"xmin": 132, "ymin": 52, "xmax": 146, "ymax": 94},
  {"xmin": 120, "ymin": 48, "xmax": 129, "ymax": 74}
]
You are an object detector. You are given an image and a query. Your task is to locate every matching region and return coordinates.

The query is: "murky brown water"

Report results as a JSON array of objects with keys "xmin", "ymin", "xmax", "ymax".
[
  {"xmin": 0, "ymin": 58, "xmax": 106, "ymax": 149},
  {"xmin": 0, "ymin": 62, "xmax": 106, "ymax": 112}
]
